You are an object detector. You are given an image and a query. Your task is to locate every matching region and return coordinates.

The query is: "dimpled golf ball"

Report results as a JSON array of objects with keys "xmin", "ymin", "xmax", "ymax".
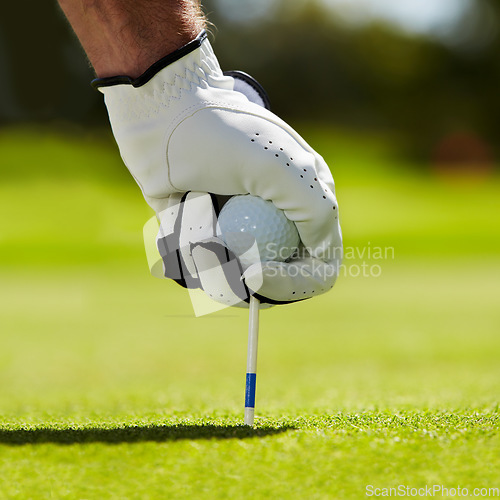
[{"xmin": 217, "ymin": 195, "xmax": 300, "ymax": 268}]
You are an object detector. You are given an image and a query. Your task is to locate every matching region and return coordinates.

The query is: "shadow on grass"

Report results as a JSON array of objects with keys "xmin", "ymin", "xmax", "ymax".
[{"xmin": 0, "ymin": 423, "xmax": 294, "ymax": 446}]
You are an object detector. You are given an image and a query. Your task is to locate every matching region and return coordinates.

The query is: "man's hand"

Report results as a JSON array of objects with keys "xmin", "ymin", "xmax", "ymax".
[{"xmin": 93, "ymin": 31, "xmax": 342, "ymax": 305}]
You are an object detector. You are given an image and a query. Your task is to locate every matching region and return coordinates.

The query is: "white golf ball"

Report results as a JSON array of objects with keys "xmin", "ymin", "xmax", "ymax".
[{"xmin": 217, "ymin": 195, "xmax": 300, "ymax": 268}]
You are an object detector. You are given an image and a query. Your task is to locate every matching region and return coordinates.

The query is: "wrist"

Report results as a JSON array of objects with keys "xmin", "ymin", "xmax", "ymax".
[
  {"xmin": 92, "ymin": 19, "xmax": 204, "ymax": 79},
  {"xmin": 58, "ymin": 0, "xmax": 206, "ymax": 78},
  {"xmin": 92, "ymin": 31, "xmax": 207, "ymax": 89}
]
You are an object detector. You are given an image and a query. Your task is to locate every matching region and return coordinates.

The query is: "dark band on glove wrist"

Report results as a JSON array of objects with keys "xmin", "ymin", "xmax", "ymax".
[{"xmin": 91, "ymin": 30, "xmax": 208, "ymax": 90}]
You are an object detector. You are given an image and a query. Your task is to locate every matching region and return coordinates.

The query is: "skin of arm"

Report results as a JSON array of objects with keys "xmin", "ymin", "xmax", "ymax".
[{"xmin": 57, "ymin": 0, "xmax": 206, "ymax": 78}]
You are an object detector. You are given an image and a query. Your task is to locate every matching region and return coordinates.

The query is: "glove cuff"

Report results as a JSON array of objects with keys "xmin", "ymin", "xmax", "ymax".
[{"xmin": 91, "ymin": 30, "xmax": 208, "ymax": 90}]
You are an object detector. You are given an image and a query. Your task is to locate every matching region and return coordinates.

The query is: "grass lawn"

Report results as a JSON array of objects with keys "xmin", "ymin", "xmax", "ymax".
[{"xmin": 0, "ymin": 127, "xmax": 499, "ymax": 499}]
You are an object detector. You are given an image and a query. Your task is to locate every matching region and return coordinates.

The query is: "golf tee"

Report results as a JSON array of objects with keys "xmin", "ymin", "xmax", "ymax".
[{"xmin": 244, "ymin": 296, "xmax": 260, "ymax": 426}]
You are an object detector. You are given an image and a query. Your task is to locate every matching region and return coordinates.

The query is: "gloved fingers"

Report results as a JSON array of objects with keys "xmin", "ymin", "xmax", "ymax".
[
  {"xmin": 190, "ymin": 237, "xmax": 250, "ymax": 307},
  {"xmin": 156, "ymin": 191, "xmax": 219, "ymax": 286},
  {"xmin": 190, "ymin": 237, "xmax": 281, "ymax": 309},
  {"xmin": 191, "ymin": 238, "xmax": 284, "ymax": 308},
  {"xmin": 177, "ymin": 192, "xmax": 219, "ymax": 276},
  {"xmin": 243, "ymin": 257, "xmax": 341, "ymax": 304},
  {"xmin": 156, "ymin": 192, "xmax": 271, "ymax": 307},
  {"xmin": 155, "ymin": 191, "xmax": 339, "ymax": 305}
]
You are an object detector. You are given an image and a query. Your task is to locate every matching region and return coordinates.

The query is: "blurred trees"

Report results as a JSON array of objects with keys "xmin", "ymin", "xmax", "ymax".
[
  {"xmin": 0, "ymin": 0, "xmax": 498, "ymax": 161},
  {"xmin": 0, "ymin": 2, "xmax": 99, "ymax": 124},
  {"xmin": 205, "ymin": 0, "xmax": 499, "ymax": 159}
]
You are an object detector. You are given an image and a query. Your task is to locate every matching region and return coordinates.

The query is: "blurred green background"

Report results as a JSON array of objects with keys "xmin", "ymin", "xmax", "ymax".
[
  {"xmin": 1, "ymin": 0, "xmax": 499, "ymax": 162},
  {"xmin": 0, "ymin": 1, "xmax": 499, "ymax": 498}
]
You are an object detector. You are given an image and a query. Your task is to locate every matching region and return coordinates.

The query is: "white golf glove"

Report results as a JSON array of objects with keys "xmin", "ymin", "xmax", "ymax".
[{"xmin": 93, "ymin": 31, "xmax": 342, "ymax": 305}]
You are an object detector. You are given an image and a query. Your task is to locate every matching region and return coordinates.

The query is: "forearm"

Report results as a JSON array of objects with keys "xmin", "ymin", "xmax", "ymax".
[{"xmin": 57, "ymin": 0, "xmax": 205, "ymax": 78}]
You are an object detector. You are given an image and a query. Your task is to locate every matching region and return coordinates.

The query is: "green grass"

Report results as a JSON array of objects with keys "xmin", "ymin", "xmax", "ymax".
[{"xmin": 0, "ymin": 127, "xmax": 499, "ymax": 498}]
